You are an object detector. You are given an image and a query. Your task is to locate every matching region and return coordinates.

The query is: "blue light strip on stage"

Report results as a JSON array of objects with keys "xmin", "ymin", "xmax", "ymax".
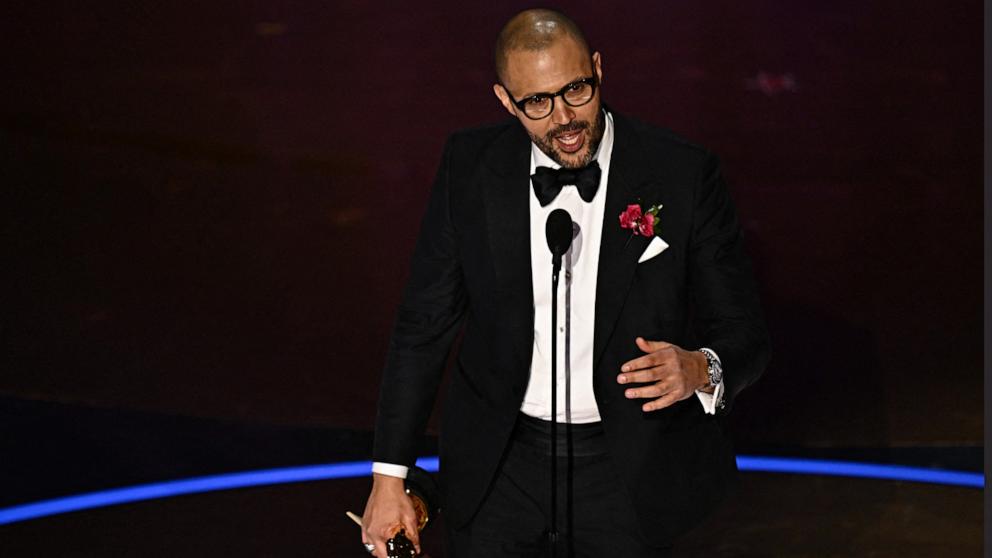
[
  {"xmin": 0, "ymin": 457, "xmax": 433, "ymax": 526},
  {"xmin": 0, "ymin": 455, "xmax": 979, "ymax": 525},
  {"xmin": 735, "ymin": 455, "xmax": 985, "ymax": 488}
]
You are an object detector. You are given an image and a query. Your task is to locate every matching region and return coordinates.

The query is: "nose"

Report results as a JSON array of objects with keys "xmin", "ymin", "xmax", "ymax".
[{"xmin": 550, "ymin": 99, "xmax": 574, "ymax": 126}]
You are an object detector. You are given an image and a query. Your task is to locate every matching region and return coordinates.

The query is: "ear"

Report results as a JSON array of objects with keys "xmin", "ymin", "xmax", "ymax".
[
  {"xmin": 492, "ymin": 83, "xmax": 518, "ymax": 117},
  {"xmin": 592, "ymin": 51, "xmax": 603, "ymax": 84}
]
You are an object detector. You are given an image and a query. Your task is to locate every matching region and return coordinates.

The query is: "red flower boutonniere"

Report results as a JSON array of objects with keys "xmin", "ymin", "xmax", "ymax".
[{"xmin": 619, "ymin": 203, "xmax": 663, "ymax": 237}]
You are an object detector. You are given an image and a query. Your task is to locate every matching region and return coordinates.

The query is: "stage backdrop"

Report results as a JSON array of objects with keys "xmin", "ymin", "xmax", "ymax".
[{"xmin": 1, "ymin": 1, "xmax": 982, "ymax": 448}]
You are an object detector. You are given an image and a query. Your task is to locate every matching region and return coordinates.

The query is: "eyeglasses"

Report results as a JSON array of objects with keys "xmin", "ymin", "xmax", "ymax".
[{"xmin": 505, "ymin": 76, "xmax": 598, "ymax": 120}]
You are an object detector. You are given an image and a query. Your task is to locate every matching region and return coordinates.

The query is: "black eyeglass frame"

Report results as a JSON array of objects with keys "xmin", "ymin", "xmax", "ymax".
[{"xmin": 504, "ymin": 76, "xmax": 599, "ymax": 120}]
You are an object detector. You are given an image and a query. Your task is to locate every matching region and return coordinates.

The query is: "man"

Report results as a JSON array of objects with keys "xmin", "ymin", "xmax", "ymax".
[{"xmin": 362, "ymin": 8, "xmax": 769, "ymax": 557}]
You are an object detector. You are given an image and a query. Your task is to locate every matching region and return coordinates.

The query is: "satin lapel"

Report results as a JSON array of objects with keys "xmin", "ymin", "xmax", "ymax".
[
  {"xmin": 482, "ymin": 124, "xmax": 534, "ymax": 370},
  {"xmin": 594, "ymin": 114, "xmax": 651, "ymax": 370}
]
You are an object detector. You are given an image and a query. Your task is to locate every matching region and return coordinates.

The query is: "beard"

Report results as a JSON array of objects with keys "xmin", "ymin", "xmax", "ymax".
[{"xmin": 527, "ymin": 107, "xmax": 606, "ymax": 169}]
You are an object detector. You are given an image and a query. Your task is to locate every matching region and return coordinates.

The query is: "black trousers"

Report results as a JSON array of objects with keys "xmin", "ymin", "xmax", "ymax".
[{"xmin": 445, "ymin": 414, "xmax": 673, "ymax": 558}]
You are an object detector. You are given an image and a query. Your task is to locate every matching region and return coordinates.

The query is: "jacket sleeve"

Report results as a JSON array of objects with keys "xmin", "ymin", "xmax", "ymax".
[
  {"xmin": 372, "ymin": 136, "xmax": 469, "ymax": 466},
  {"xmin": 688, "ymin": 152, "xmax": 771, "ymax": 414}
]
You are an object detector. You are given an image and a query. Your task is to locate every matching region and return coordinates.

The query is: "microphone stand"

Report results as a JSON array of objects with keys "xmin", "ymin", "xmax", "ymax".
[
  {"xmin": 549, "ymin": 246, "xmax": 577, "ymax": 558},
  {"xmin": 544, "ymin": 208, "xmax": 573, "ymax": 558},
  {"xmin": 550, "ymin": 251, "xmax": 562, "ymax": 558},
  {"xmin": 564, "ymin": 248, "xmax": 574, "ymax": 558}
]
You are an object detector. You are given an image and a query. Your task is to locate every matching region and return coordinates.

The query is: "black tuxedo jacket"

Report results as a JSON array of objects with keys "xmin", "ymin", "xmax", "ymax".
[{"xmin": 373, "ymin": 110, "xmax": 770, "ymax": 544}]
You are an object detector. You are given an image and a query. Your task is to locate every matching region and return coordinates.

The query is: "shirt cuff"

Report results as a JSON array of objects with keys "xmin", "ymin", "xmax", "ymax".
[
  {"xmin": 372, "ymin": 462, "xmax": 409, "ymax": 479},
  {"xmin": 694, "ymin": 347, "xmax": 724, "ymax": 415}
]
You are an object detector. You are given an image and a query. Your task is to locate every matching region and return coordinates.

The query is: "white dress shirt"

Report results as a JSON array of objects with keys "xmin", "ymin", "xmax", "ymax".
[
  {"xmin": 373, "ymin": 110, "xmax": 723, "ymax": 478},
  {"xmin": 520, "ymin": 111, "xmax": 613, "ymax": 422}
]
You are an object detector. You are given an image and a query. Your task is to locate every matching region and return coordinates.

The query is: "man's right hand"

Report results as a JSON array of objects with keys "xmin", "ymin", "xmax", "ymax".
[{"xmin": 361, "ymin": 473, "xmax": 421, "ymax": 557}]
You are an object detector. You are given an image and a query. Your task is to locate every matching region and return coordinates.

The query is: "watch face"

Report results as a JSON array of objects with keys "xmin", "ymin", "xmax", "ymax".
[
  {"xmin": 711, "ymin": 366, "xmax": 723, "ymax": 384},
  {"xmin": 707, "ymin": 354, "xmax": 723, "ymax": 384}
]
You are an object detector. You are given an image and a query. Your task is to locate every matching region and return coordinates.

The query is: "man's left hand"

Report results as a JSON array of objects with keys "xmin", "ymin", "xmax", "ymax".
[{"xmin": 617, "ymin": 337, "xmax": 712, "ymax": 412}]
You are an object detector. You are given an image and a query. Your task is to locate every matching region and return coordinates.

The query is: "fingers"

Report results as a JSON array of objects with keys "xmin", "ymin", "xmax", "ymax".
[
  {"xmin": 635, "ymin": 336, "xmax": 672, "ymax": 353},
  {"xmin": 620, "ymin": 338, "xmax": 675, "ymax": 375},
  {"xmin": 363, "ymin": 521, "xmax": 408, "ymax": 557},
  {"xmin": 618, "ymin": 366, "xmax": 667, "ymax": 385},
  {"xmin": 642, "ymin": 391, "xmax": 679, "ymax": 412},
  {"xmin": 403, "ymin": 516, "xmax": 422, "ymax": 554},
  {"xmin": 619, "ymin": 353, "xmax": 671, "ymax": 377},
  {"xmin": 360, "ymin": 523, "xmax": 384, "ymax": 556},
  {"xmin": 625, "ymin": 371, "xmax": 695, "ymax": 402},
  {"xmin": 361, "ymin": 528, "xmax": 386, "ymax": 557},
  {"xmin": 619, "ymin": 356, "xmax": 667, "ymax": 376},
  {"xmin": 632, "ymin": 381, "xmax": 694, "ymax": 412},
  {"xmin": 364, "ymin": 524, "xmax": 404, "ymax": 558},
  {"xmin": 623, "ymin": 377, "xmax": 671, "ymax": 399}
]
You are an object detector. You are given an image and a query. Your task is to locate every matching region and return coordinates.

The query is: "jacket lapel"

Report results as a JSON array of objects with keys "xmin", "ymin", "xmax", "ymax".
[
  {"xmin": 594, "ymin": 113, "xmax": 651, "ymax": 370},
  {"xmin": 482, "ymin": 123, "xmax": 535, "ymax": 371}
]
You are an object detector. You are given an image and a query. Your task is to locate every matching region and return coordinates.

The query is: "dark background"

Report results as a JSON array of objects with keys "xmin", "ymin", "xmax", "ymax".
[{"xmin": 1, "ymin": 0, "xmax": 982, "ymax": 470}]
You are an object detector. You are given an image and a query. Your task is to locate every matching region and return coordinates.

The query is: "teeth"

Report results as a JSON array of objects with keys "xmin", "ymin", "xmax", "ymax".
[{"xmin": 558, "ymin": 132, "xmax": 580, "ymax": 145}]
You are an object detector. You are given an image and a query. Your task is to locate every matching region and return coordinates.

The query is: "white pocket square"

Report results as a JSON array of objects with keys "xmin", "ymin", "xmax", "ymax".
[{"xmin": 638, "ymin": 236, "xmax": 669, "ymax": 263}]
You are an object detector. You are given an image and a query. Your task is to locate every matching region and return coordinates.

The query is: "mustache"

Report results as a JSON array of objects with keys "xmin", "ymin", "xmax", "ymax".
[{"xmin": 546, "ymin": 121, "xmax": 589, "ymax": 139}]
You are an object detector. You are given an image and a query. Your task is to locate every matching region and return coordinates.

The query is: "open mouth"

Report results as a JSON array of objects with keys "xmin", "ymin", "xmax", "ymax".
[{"xmin": 553, "ymin": 128, "xmax": 585, "ymax": 154}]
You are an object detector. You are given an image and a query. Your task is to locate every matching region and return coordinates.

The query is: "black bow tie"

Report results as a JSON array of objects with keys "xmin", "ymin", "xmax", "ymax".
[{"xmin": 530, "ymin": 161, "xmax": 602, "ymax": 207}]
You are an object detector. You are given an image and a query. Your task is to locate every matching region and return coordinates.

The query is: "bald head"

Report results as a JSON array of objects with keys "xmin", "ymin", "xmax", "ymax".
[{"xmin": 494, "ymin": 9, "xmax": 591, "ymax": 83}]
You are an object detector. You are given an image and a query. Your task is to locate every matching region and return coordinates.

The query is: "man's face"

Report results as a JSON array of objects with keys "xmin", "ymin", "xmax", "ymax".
[{"xmin": 494, "ymin": 37, "xmax": 604, "ymax": 169}]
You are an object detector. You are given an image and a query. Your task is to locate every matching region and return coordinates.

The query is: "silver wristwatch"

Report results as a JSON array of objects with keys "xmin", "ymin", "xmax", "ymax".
[{"xmin": 699, "ymin": 348, "xmax": 723, "ymax": 387}]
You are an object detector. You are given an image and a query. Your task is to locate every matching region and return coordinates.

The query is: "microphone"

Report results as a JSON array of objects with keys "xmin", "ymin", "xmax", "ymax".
[{"xmin": 545, "ymin": 208, "xmax": 573, "ymax": 280}]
